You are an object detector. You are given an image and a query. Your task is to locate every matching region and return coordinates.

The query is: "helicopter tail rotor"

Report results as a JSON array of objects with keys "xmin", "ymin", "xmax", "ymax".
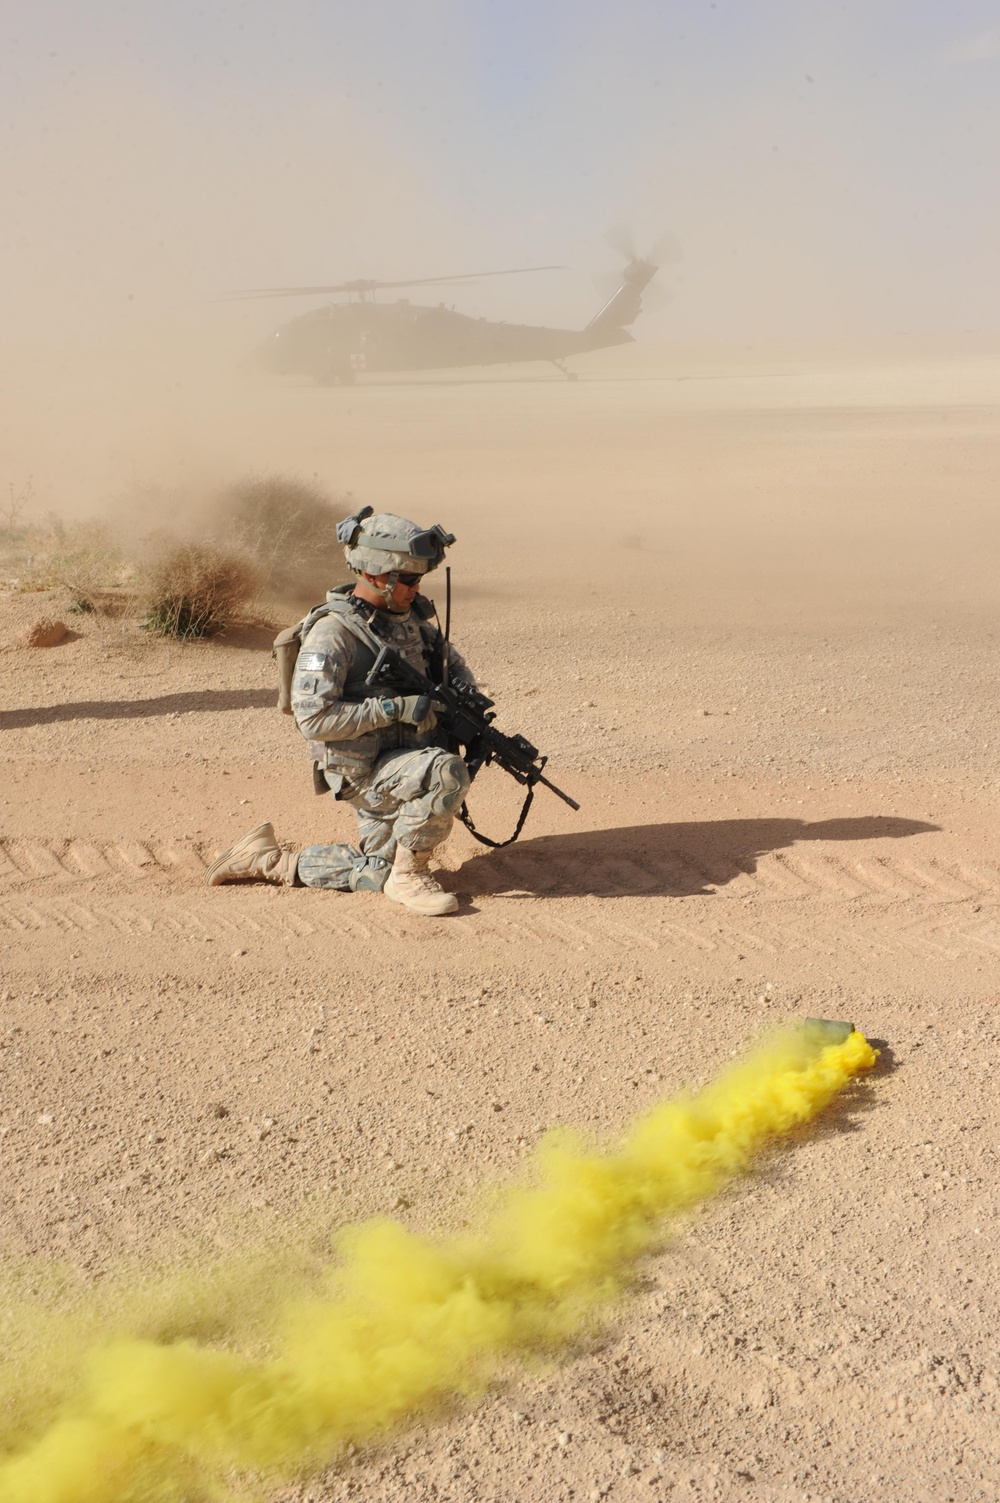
[
  {"xmin": 605, "ymin": 222, "xmax": 639, "ymax": 263},
  {"xmin": 584, "ymin": 225, "xmax": 681, "ymax": 339},
  {"xmin": 592, "ymin": 269, "xmax": 672, "ymax": 313},
  {"xmin": 605, "ymin": 224, "xmax": 682, "ymax": 269}
]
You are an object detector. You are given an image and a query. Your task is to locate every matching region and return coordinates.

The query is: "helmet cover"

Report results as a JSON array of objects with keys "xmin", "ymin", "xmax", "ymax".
[{"xmin": 338, "ymin": 505, "xmax": 455, "ymax": 576}]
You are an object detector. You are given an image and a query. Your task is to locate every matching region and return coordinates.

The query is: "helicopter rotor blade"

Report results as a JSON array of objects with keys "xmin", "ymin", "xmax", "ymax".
[
  {"xmin": 605, "ymin": 222, "xmax": 638, "ymax": 262},
  {"xmin": 374, "ymin": 265, "xmax": 567, "ymax": 289},
  {"xmin": 219, "ymin": 285, "xmax": 375, "ymax": 300},
  {"xmin": 647, "ymin": 230, "xmax": 683, "ymax": 267},
  {"xmin": 222, "ymin": 266, "xmax": 566, "ymax": 301},
  {"xmin": 603, "ymin": 224, "xmax": 683, "ymax": 270}
]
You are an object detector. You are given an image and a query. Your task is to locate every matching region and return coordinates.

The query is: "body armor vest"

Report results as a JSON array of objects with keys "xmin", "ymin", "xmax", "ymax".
[{"xmin": 296, "ymin": 586, "xmax": 441, "ymax": 704}]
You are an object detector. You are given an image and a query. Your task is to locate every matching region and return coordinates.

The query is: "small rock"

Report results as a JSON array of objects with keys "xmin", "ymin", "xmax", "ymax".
[
  {"xmin": 208, "ymin": 1103, "xmax": 229, "ymax": 1119},
  {"xmin": 200, "ymin": 1148, "xmax": 220, "ymax": 1166},
  {"xmin": 36, "ymin": 1112, "xmax": 54, "ymax": 1125},
  {"xmin": 557, "ymin": 1431, "xmax": 570, "ymax": 1447},
  {"xmin": 20, "ymin": 618, "xmax": 68, "ymax": 648}
]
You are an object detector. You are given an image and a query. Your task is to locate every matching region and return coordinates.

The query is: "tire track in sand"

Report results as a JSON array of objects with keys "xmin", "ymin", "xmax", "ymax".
[
  {"xmin": 3, "ymin": 836, "xmax": 1000, "ymax": 963},
  {"xmin": 2, "ymin": 836, "xmax": 998, "ymax": 899}
]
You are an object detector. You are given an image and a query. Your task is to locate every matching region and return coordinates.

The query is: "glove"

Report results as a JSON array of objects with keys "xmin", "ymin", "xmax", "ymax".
[
  {"xmin": 398, "ymin": 694, "xmax": 435, "ymax": 728},
  {"xmin": 381, "ymin": 695, "xmax": 439, "ymax": 733}
]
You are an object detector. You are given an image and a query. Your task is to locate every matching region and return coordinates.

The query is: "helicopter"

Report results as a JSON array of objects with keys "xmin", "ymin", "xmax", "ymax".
[{"xmin": 235, "ymin": 231, "xmax": 678, "ymax": 384}]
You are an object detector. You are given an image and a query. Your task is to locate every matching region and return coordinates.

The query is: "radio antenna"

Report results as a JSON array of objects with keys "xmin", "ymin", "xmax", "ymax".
[{"xmin": 442, "ymin": 566, "xmax": 453, "ymax": 687}]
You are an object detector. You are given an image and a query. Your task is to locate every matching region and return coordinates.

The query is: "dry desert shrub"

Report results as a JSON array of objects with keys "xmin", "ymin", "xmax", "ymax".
[
  {"xmin": 9, "ymin": 519, "xmax": 129, "ymax": 610},
  {"xmin": 2, "ymin": 472, "xmax": 353, "ymax": 637},
  {"xmin": 206, "ymin": 474, "xmax": 351, "ymax": 600},
  {"xmin": 1, "ymin": 477, "xmax": 34, "ymax": 536},
  {"xmin": 138, "ymin": 540, "xmax": 263, "ymax": 639}
]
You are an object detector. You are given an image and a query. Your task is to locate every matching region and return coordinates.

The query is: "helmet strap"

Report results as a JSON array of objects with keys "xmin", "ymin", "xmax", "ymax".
[
  {"xmin": 381, "ymin": 570, "xmax": 407, "ymax": 612},
  {"xmin": 355, "ymin": 568, "xmax": 414, "ymax": 613}
]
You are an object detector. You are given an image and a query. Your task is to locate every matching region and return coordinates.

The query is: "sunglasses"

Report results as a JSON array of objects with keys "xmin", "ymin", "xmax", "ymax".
[{"xmin": 396, "ymin": 572, "xmax": 422, "ymax": 588}]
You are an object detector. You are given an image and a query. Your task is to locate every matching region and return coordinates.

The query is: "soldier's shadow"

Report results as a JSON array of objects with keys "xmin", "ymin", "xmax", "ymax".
[{"xmin": 456, "ymin": 815, "xmax": 940, "ymax": 899}]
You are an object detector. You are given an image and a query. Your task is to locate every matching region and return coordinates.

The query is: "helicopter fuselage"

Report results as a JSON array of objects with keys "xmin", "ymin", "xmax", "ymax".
[{"xmin": 255, "ymin": 299, "xmax": 634, "ymax": 384}]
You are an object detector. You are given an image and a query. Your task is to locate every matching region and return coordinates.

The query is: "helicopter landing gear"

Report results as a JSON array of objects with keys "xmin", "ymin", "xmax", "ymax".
[
  {"xmin": 550, "ymin": 359, "xmax": 578, "ymax": 381},
  {"xmin": 317, "ymin": 358, "xmax": 356, "ymax": 387}
]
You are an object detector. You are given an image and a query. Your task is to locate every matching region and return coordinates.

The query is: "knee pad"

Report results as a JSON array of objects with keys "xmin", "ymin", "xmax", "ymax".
[
  {"xmin": 348, "ymin": 854, "xmax": 391, "ymax": 892},
  {"xmin": 434, "ymin": 753, "xmax": 471, "ymax": 813}
]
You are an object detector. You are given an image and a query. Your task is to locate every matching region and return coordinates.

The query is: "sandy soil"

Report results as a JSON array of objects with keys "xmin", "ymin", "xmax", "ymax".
[{"xmin": 2, "ymin": 346, "xmax": 1000, "ymax": 1502}]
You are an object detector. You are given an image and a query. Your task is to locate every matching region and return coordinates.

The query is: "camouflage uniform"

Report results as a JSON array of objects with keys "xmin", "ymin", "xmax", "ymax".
[{"xmin": 291, "ymin": 585, "xmax": 474, "ymax": 891}]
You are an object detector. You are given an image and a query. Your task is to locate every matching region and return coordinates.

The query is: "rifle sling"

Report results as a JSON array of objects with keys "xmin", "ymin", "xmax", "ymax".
[{"xmin": 457, "ymin": 786, "xmax": 535, "ymax": 849}]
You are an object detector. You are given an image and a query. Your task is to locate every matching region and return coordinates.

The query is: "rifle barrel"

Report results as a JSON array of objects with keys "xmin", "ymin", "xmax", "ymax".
[{"xmin": 537, "ymin": 772, "xmax": 581, "ymax": 812}]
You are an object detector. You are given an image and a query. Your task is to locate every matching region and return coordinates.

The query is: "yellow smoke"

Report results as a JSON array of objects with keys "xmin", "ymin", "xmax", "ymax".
[{"xmin": 0, "ymin": 1026, "xmax": 876, "ymax": 1502}]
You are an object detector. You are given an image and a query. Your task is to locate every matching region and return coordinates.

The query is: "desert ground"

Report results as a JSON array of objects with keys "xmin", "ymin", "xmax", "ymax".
[{"xmin": 2, "ymin": 343, "xmax": 1000, "ymax": 1502}]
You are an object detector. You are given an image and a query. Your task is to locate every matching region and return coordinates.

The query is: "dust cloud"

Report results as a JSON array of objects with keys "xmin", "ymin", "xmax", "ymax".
[
  {"xmin": 0, "ymin": 55, "xmax": 485, "ymax": 522},
  {"xmin": 3, "ymin": 13, "xmax": 1000, "ymax": 1503},
  {"xmin": 3, "ymin": 9, "xmax": 998, "ymax": 536}
]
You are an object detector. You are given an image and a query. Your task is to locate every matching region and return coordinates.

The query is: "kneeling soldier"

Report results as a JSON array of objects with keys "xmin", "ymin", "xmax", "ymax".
[{"xmin": 205, "ymin": 509, "xmax": 474, "ymax": 916}]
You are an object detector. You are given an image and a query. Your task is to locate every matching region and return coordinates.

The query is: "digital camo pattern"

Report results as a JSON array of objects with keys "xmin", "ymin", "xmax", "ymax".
[
  {"xmin": 296, "ymin": 746, "xmax": 471, "ymax": 890},
  {"xmin": 290, "ymin": 597, "xmax": 475, "ymax": 785},
  {"xmin": 344, "ymin": 511, "xmax": 434, "ymax": 576},
  {"xmin": 291, "ymin": 593, "xmax": 476, "ymax": 890}
]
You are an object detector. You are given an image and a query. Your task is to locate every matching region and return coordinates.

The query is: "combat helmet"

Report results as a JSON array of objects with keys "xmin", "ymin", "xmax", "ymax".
[{"xmin": 337, "ymin": 505, "xmax": 455, "ymax": 608}]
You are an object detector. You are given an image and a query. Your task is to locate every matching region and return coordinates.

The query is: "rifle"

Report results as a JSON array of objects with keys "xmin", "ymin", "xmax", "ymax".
[{"xmin": 364, "ymin": 645, "xmax": 580, "ymax": 848}]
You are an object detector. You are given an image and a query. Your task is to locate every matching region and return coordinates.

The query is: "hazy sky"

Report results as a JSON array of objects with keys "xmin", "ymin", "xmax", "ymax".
[{"xmin": 2, "ymin": 0, "xmax": 999, "ymax": 344}]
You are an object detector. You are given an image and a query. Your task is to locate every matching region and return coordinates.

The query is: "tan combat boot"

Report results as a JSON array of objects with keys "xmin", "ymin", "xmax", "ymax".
[
  {"xmin": 203, "ymin": 823, "xmax": 298, "ymax": 887},
  {"xmin": 383, "ymin": 844, "xmax": 458, "ymax": 916}
]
